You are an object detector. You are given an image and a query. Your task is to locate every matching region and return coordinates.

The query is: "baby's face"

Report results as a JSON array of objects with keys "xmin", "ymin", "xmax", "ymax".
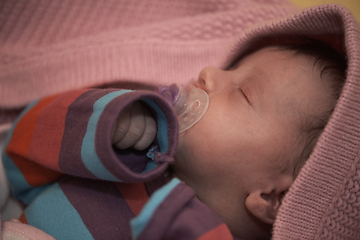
[{"xmin": 172, "ymin": 47, "xmax": 333, "ymax": 237}]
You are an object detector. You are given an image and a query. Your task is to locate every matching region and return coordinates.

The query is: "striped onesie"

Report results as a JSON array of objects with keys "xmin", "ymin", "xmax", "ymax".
[{"xmin": 2, "ymin": 88, "xmax": 234, "ymax": 240}]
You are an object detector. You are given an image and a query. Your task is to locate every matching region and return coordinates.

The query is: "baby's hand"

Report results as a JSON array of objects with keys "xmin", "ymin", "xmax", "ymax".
[{"xmin": 111, "ymin": 101, "xmax": 157, "ymax": 151}]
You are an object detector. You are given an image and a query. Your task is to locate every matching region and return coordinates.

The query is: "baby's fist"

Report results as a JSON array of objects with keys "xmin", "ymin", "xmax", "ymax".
[{"xmin": 111, "ymin": 101, "xmax": 157, "ymax": 151}]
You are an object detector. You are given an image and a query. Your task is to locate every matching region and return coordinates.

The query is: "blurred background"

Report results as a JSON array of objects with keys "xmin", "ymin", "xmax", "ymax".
[{"xmin": 289, "ymin": 0, "xmax": 360, "ymax": 21}]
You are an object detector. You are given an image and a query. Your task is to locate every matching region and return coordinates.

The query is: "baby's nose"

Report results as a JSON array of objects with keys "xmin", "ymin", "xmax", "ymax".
[{"xmin": 197, "ymin": 66, "xmax": 224, "ymax": 94}]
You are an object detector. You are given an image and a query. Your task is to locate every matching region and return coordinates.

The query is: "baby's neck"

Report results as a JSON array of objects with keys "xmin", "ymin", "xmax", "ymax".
[{"xmin": 164, "ymin": 167, "xmax": 176, "ymax": 183}]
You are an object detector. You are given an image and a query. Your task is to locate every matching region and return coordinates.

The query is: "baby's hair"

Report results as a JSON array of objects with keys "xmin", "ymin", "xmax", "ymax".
[{"xmin": 279, "ymin": 38, "xmax": 348, "ymax": 177}]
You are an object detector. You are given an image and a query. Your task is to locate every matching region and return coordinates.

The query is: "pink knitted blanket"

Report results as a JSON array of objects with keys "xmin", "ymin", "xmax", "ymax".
[{"xmin": 0, "ymin": 0, "xmax": 297, "ymax": 109}]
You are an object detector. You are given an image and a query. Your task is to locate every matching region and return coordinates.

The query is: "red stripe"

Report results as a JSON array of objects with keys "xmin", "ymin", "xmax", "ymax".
[
  {"xmin": 27, "ymin": 89, "xmax": 89, "ymax": 171},
  {"xmin": 19, "ymin": 212, "xmax": 28, "ymax": 224},
  {"xmin": 115, "ymin": 182, "xmax": 150, "ymax": 215},
  {"xmin": 6, "ymin": 94, "xmax": 63, "ymax": 186},
  {"xmin": 197, "ymin": 223, "xmax": 233, "ymax": 240}
]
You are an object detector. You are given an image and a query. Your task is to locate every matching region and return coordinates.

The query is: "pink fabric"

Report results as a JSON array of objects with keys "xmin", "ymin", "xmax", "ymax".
[
  {"xmin": 0, "ymin": 0, "xmax": 359, "ymax": 239},
  {"xmin": 1, "ymin": 218, "xmax": 55, "ymax": 240},
  {"xmin": 0, "ymin": 0, "xmax": 297, "ymax": 110}
]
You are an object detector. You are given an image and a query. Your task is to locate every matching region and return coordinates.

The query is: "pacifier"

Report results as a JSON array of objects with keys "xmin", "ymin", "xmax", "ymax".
[{"xmin": 157, "ymin": 83, "xmax": 209, "ymax": 133}]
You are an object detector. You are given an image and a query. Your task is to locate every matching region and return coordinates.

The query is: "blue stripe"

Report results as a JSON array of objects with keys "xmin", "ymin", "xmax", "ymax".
[
  {"xmin": 1, "ymin": 100, "xmax": 51, "ymax": 204},
  {"xmin": 81, "ymin": 90, "xmax": 132, "ymax": 181},
  {"xmin": 25, "ymin": 183, "xmax": 94, "ymax": 240},
  {"xmin": 130, "ymin": 178, "xmax": 181, "ymax": 239},
  {"xmin": 142, "ymin": 161, "xmax": 157, "ymax": 174}
]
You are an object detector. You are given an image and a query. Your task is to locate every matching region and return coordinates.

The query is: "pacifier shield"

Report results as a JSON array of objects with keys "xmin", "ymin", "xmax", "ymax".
[{"xmin": 177, "ymin": 87, "xmax": 209, "ymax": 133}]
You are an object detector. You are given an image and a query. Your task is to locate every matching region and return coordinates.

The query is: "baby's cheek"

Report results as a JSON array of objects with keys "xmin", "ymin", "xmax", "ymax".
[{"xmin": 174, "ymin": 133, "xmax": 214, "ymax": 182}]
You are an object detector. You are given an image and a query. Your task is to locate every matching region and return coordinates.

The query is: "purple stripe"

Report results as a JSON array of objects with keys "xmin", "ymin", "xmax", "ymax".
[
  {"xmin": 95, "ymin": 91, "xmax": 178, "ymax": 182},
  {"xmin": 164, "ymin": 198, "xmax": 225, "ymax": 240},
  {"xmin": 58, "ymin": 176, "xmax": 135, "ymax": 240},
  {"xmin": 137, "ymin": 182, "xmax": 225, "ymax": 240},
  {"xmin": 113, "ymin": 147, "xmax": 149, "ymax": 173},
  {"xmin": 145, "ymin": 175, "xmax": 167, "ymax": 195},
  {"xmin": 58, "ymin": 89, "xmax": 115, "ymax": 178}
]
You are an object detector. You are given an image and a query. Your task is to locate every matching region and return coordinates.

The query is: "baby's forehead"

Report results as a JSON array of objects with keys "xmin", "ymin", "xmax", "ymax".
[{"xmin": 242, "ymin": 47, "xmax": 323, "ymax": 104}]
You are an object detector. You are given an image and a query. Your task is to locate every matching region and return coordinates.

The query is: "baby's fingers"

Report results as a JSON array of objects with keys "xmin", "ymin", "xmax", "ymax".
[
  {"xmin": 114, "ymin": 102, "xmax": 146, "ymax": 149},
  {"xmin": 111, "ymin": 105, "xmax": 131, "ymax": 145},
  {"xmin": 132, "ymin": 108, "xmax": 157, "ymax": 151}
]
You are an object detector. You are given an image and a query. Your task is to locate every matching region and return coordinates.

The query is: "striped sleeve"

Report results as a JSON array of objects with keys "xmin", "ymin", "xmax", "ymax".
[
  {"xmin": 131, "ymin": 178, "xmax": 234, "ymax": 240},
  {"xmin": 2, "ymin": 88, "xmax": 178, "ymax": 205}
]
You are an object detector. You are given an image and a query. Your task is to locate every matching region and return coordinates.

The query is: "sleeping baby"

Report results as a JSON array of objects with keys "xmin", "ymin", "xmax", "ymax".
[{"xmin": 2, "ymin": 38, "xmax": 347, "ymax": 240}]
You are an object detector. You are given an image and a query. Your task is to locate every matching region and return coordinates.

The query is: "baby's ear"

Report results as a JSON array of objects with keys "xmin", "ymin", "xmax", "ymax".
[{"xmin": 244, "ymin": 176, "xmax": 293, "ymax": 225}]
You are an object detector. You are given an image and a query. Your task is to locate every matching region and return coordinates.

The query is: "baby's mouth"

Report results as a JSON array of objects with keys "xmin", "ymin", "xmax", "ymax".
[{"xmin": 158, "ymin": 83, "xmax": 209, "ymax": 133}]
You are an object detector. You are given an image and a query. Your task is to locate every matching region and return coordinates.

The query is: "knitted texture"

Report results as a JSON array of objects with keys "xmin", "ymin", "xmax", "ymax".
[
  {"xmin": 262, "ymin": 5, "xmax": 360, "ymax": 240},
  {"xmin": 1, "ymin": 1, "xmax": 360, "ymax": 240},
  {"xmin": 320, "ymin": 159, "xmax": 360, "ymax": 239},
  {"xmin": 0, "ymin": 0, "xmax": 297, "ymax": 110}
]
